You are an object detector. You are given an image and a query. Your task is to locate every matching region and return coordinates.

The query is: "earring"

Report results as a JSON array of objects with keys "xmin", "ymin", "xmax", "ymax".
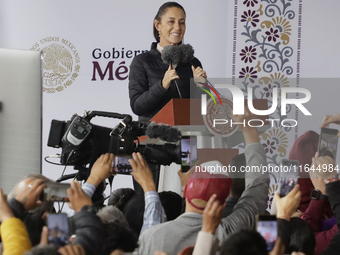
[{"xmin": 158, "ymin": 31, "xmax": 161, "ymax": 38}]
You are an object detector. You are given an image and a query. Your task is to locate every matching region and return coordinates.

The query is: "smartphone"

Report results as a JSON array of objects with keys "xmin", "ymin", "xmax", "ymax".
[
  {"xmin": 43, "ymin": 181, "xmax": 70, "ymax": 202},
  {"xmin": 318, "ymin": 128, "xmax": 339, "ymax": 162},
  {"xmin": 180, "ymin": 136, "xmax": 198, "ymax": 172},
  {"xmin": 47, "ymin": 213, "xmax": 69, "ymax": 248},
  {"xmin": 114, "ymin": 156, "xmax": 133, "ymax": 175},
  {"xmin": 279, "ymin": 159, "xmax": 299, "ymax": 197},
  {"xmin": 256, "ymin": 215, "xmax": 277, "ymax": 251}
]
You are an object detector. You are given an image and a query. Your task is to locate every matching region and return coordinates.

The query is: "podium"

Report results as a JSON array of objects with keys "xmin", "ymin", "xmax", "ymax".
[{"xmin": 142, "ymin": 99, "xmax": 269, "ymax": 194}]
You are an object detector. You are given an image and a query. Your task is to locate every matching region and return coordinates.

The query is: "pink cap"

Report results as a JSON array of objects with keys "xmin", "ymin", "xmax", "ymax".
[{"xmin": 185, "ymin": 169, "xmax": 233, "ymax": 210}]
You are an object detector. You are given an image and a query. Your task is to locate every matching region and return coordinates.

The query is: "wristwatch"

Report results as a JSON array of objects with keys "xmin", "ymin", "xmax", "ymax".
[{"xmin": 310, "ymin": 189, "xmax": 328, "ymax": 200}]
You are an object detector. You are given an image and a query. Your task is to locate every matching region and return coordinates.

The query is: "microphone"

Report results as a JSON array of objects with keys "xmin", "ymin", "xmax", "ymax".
[
  {"xmin": 146, "ymin": 122, "xmax": 182, "ymax": 143},
  {"xmin": 161, "ymin": 45, "xmax": 182, "ymax": 68},
  {"xmin": 179, "ymin": 44, "xmax": 195, "ymax": 63},
  {"xmin": 180, "ymin": 44, "xmax": 220, "ymax": 95},
  {"xmin": 161, "ymin": 45, "xmax": 183, "ymax": 98}
]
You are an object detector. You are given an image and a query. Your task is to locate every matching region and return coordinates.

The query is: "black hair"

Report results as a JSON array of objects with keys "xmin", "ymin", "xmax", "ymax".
[
  {"xmin": 220, "ymin": 230, "xmax": 268, "ymax": 255},
  {"xmin": 159, "ymin": 191, "xmax": 183, "ymax": 220},
  {"xmin": 285, "ymin": 218, "xmax": 315, "ymax": 255},
  {"xmin": 108, "ymin": 188, "xmax": 137, "ymax": 211},
  {"xmin": 123, "ymin": 194, "xmax": 145, "ymax": 236},
  {"xmin": 102, "ymin": 222, "xmax": 139, "ymax": 254},
  {"xmin": 153, "ymin": 2, "xmax": 186, "ymax": 42},
  {"xmin": 24, "ymin": 213, "xmax": 46, "ymax": 246}
]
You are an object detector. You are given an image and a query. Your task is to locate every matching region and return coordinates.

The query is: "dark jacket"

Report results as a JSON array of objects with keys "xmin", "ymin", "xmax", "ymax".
[
  {"xmin": 73, "ymin": 206, "xmax": 105, "ymax": 255},
  {"xmin": 320, "ymin": 181, "xmax": 340, "ymax": 255},
  {"xmin": 302, "ymin": 198, "xmax": 338, "ymax": 255},
  {"xmin": 129, "ymin": 42, "xmax": 202, "ymax": 122}
]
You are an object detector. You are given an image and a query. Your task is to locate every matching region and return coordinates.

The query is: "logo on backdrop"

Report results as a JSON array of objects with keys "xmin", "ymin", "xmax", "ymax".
[
  {"xmin": 31, "ymin": 37, "xmax": 80, "ymax": 93},
  {"xmin": 203, "ymin": 97, "xmax": 238, "ymax": 137},
  {"xmin": 91, "ymin": 47, "xmax": 148, "ymax": 82},
  {"xmin": 199, "ymin": 84, "xmax": 312, "ymax": 137}
]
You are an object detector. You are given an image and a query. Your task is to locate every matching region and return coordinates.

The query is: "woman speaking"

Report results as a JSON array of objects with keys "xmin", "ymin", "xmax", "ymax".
[{"xmin": 129, "ymin": 1, "xmax": 207, "ymax": 122}]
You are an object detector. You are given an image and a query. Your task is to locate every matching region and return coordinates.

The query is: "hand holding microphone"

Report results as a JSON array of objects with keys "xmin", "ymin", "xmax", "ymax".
[
  {"xmin": 162, "ymin": 45, "xmax": 182, "ymax": 96},
  {"xmin": 162, "ymin": 65, "xmax": 179, "ymax": 90},
  {"xmin": 161, "ymin": 44, "xmax": 209, "ymax": 96}
]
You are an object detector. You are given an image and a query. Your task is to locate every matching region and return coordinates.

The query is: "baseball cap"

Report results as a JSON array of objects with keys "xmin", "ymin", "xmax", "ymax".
[{"xmin": 185, "ymin": 168, "xmax": 232, "ymax": 210}]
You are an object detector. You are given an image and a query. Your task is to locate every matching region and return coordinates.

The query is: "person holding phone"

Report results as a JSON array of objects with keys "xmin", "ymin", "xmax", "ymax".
[
  {"xmin": 128, "ymin": 1, "xmax": 207, "ymax": 123},
  {"xmin": 319, "ymin": 113, "xmax": 340, "ymax": 137},
  {"xmin": 309, "ymin": 152, "xmax": 340, "ymax": 254},
  {"xmin": 136, "ymin": 106, "xmax": 270, "ymax": 255}
]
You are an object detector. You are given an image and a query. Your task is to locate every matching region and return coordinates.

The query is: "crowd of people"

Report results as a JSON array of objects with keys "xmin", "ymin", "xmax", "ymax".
[
  {"xmin": 1, "ymin": 1, "xmax": 339, "ymax": 255},
  {"xmin": 1, "ymin": 111, "xmax": 340, "ymax": 255}
]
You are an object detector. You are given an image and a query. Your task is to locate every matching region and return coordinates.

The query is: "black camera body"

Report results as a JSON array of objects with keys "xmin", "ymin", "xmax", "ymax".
[{"xmin": 47, "ymin": 111, "xmax": 182, "ymax": 180}]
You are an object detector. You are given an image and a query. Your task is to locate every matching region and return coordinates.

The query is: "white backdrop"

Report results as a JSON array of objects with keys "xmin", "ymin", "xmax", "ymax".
[
  {"xmin": 0, "ymin": 0, "xmax": 339, "ymax": 193},
  {"xmin": 0, "ymin": 0, "xmax": 229, "ymax": 190}
]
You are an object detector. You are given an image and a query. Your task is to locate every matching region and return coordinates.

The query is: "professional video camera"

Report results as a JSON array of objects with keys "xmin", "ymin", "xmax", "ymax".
[{"xmin": 47, "ymin": 110, "xmax": 183, "ymax": 182}]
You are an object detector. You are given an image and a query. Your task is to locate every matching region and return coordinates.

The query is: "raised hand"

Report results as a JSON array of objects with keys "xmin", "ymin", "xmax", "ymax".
[
  {"xmin": 11, "ymin": 178, "xmax": 46, "ymax": 210},
  {"xmin": 202, "ymin": 194, "xmax": 226, "ymax": 235},
  {"xmin": 129, "ymin": 152, "xmax": 156, "ymax": 192},
  {"xmin": 86, "ymin": 153, "xmax": 115, "ymax": 187},
  {"xmin": 162, "ymin": 65, "xmax": 179, "ymax": 90},
  {"xmin": 67, "ymin": 181, "xmax": 92, "ymax": 213}
]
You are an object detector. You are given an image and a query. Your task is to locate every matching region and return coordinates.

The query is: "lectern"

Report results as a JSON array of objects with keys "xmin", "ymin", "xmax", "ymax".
[{"xmin": 142, "ymin": 98, "xmax": 269, "ymax": 194}]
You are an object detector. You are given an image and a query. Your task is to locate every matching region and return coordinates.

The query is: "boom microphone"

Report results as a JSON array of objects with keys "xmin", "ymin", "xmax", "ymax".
[{"xmin": 146, "ymin": 122, "xmax": 181, "ymax": 143}]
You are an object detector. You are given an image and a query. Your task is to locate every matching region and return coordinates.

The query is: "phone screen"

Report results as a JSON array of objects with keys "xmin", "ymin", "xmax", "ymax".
[
  {"xmin": 257, "ymin": 215, "xmax": 277, "ymax": 251},
  {"xmin": 279, "ymin": 159, "xmax": 299, "ymax": 197},
  {"xmin": 319, "ymin": 128, "xmax": 339, "ymax": 162},
  {"xmin": 44, "ymin": 182, "xmax": 70, "ymax": 202},
  {"xmin": 181, "ymin": 136, "xmax": 198, "ymax": 172},
  {"xmin": 47, "ymin": 213, "xmax": 69, "ymax": 248},
  {"xmin": 114, "ymin": 156, "xmax": 133, "ymax": 175}
]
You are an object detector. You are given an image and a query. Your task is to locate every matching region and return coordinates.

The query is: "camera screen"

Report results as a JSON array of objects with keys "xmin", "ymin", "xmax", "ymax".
[
  {"xmin": 181, "ymin": 136, "xmax": 197, "ymax": 167},
  {"xmin": 319, "ymin": 129, "xmax": 338, "ymax": 161},
  {"xmin": 257, "ymin": 220, "xmax": 277, "ymax": 251},
  {"xmin": 77, "ymin": 125, "xmax": 85, "ymax": 133},
  {"xmin": 47, "ymin": 213, "xmax": 69, "ymax": 248},
  {"xmin": 115, "ymin": 156, "xmax": 133, "ymax": 174}
]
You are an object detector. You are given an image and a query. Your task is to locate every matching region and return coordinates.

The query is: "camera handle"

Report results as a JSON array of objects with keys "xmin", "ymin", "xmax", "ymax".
[{"xmin": 84, "ymin": 111, "xmax": 131, "ymax": 122}]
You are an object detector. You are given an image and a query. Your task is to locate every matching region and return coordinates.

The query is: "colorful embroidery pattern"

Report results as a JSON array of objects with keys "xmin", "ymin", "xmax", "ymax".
[{"xmin": 233, "ymin": 0, "xmax": 302, "ymax": 210}]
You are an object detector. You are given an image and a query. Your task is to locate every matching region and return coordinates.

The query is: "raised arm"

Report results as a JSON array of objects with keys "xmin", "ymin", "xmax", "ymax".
[
  {"xmin": 129, "ymin": 152, "xmax": 166, "ymax": 235},
  {"xmin": 83, "ymin": 153, "xmax": 115, "ymax": 198},
  {"xmin": 220, "ymin": 106, "xmax": 269, "ymax": 233}
]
